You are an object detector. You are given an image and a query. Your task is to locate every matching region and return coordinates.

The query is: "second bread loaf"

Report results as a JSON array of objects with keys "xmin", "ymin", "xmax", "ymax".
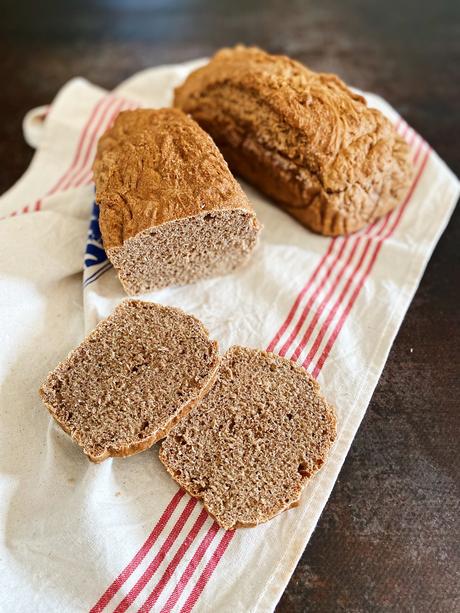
[{"xmin": 174, "ymin": 46, "xmax": 413, "ymax": 236}]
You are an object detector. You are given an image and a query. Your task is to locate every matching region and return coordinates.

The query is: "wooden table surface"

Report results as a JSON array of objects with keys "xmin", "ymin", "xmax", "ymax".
[{"xmin": 2, "ymin": 0, "xmax": 458, "ymax": 611}]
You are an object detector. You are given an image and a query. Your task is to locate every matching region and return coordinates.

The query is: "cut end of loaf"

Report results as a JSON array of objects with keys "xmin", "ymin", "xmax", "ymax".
[
  {"xmin": 107, "ymin": 208, "xmax": 261, "ymax": 295},
  {"xmin": 39, "ymin": 300, "xmax": 219, "ymax": 462},
  {"xmin": 160, "ymin": 346, "xmax": 337, "ymax": 529},
  {"xmin": 93, "ymin": 107, "xmax": 262, "ymax": 293}
]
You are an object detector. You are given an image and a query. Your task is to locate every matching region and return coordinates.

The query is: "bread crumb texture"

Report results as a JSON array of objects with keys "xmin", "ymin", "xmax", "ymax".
[
  {"xmin": 160, "ymin": 346, "xmax": 337, "ymax": 530},
  {"xmin": 174, "ymin": 45, "xmax": 413, "ymax": 236},
  {"xmin": 39, "ymin": 300, "xmax": 219, "ymax": 462}
]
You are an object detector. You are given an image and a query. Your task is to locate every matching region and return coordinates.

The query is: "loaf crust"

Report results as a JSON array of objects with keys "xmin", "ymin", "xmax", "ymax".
[
  {"xmin": 93, "ymin": 108, "xmax": 261, "ymax": 294},
  {"xmin": 174, "ymin": 46, "xmax": 414, "ymax": 236}
]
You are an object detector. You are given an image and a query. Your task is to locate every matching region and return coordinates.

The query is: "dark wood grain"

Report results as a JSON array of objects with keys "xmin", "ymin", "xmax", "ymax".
[{"xmin": 2, "ymin": 1, "xmax": 459, "ymax": 611}]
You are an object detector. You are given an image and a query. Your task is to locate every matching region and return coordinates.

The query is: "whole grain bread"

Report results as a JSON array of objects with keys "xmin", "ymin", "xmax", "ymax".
[
  {"xmin": 39, "ymin": 300, "xmax": 219, "ymax": 462},
  {"xmin": 159, "ymin": 346, "xmax": 337, "ymax": 529},
  {"xmin": 174, "ymin": 46, "xmax": 414, "ymax": 236},
  {"xmin": 93, "ymin": 108, "xmax": 261, "ymax": 295}
]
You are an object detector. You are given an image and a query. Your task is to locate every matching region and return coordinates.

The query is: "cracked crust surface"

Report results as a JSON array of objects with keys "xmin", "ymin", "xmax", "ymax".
[
  {"xmin": 160, "ymin": 346, "xmax": 337, "ymax": 530},
  {"xmin": 174, "ymin": 46, "xmax": 414, "ymax": 235},
  {"xmin": 92, "ymin": 107, "xmax": 257, "ymax": 250},
  {"xmin": 39, "ymin": 300, "xmax": 220, "ymax": 462}
]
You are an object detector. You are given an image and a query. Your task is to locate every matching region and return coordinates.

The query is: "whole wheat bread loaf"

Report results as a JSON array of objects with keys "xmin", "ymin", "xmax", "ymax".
[
  {"xmin": 92, "ymin": 108, "xmax": 261, "ymax": 295},
  {"xmin": 174, "ymin": 46, "xmax": 413, "ymax": 236},
  {"xmin": 160, "ymin": 346, "xmax": 337, "ymax": 529},
  {"xmin": 39, "ymin": 300, "xmax": 219, "ymax": 462}
]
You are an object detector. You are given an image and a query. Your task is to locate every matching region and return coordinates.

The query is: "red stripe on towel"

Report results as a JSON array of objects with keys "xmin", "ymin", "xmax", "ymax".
[
  {"xmin": 138, "ymin": 509, "xmax": 210, "ymax": 613},
  {"xmin": 89, "ymin": 490, "xmax": 185, "ymax": 613},
  {"xmin": 179, "ymin": 530, "xmax": 234, "ymax": 613},
  {"xmin": 312, "ymin": 146, "xmax": 430, "ymax": 377},
  {"xmin": 113, "ymin": 498, "xmax": 198, "ymax": 613},
  {"xmin": 159, "ymin": 523, "xmax": 221, "ymax": 613}
]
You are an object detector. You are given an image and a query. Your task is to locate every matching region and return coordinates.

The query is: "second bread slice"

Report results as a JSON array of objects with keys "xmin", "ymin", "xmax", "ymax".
[
  {"xmin": 39, "ymin": 300, "xmax": 219, "ymax": 462},
  {"xmin": 160, "ymin": 346, "xmax": 337, "ymax": 529}
]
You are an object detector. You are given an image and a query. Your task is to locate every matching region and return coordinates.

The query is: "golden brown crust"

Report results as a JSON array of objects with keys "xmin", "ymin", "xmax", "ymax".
[
  {"xmin": 174, "ymin": 46, "xmax": 414, "ymax": 235},
  {"xmin": 92, "ymin": 108, "xmax": 254, "ymax": 250}
]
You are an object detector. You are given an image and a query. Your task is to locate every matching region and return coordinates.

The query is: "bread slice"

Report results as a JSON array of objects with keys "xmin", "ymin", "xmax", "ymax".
[
  {"xmin": 159, "ymin": 346, "xmax": 337, "ymax": 529},
  {"xmin": 39, "ymin": 300, "xmax": 219, "ymax": 462},
  {"xmin": 174, "ymin": 46, "xmax": 413, "ymax": 236},
  {"xmin": 92, "ymin": 108, "xmax": 261, "ymax": 295}
]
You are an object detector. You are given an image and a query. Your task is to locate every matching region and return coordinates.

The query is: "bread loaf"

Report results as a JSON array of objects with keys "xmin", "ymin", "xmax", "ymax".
[
  {"xmin": 39, "ymin": 300, "xmax": 219, "ymax": 462},
  {"xmin": 93, "ymin": 108, "xmax": 261, "ymax": 295},
  {"xmin": 174, "ymin": 46, "xmax": 413, "ymax": 236},
  {"xmin": 160, "ymin": 346, "xmax": 337, "ymax": 529}
]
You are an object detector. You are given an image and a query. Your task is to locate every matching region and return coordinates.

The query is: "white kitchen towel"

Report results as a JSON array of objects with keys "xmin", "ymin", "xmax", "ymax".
[{"xmin": 0, "ymin": 59, "xmax": 458, "ymax": 613}]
